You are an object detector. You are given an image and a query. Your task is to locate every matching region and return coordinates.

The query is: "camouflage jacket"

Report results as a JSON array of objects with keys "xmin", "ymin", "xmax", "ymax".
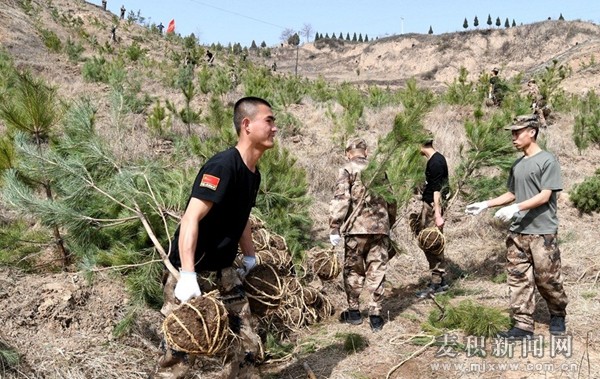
[
  {"xmin": 329, "ymin": 156, "xmax": 397, "ymax": 236},
  {"xmin": 528, "ymin": 84, "xmax": 544, "ymax": 103}
]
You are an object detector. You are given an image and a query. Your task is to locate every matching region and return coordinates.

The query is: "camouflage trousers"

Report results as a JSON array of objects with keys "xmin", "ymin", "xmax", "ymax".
[
  {"xmin": 156, "ymin": 267, "xmax": 262, "ymax": 379},
  {"xmin": 343, "ymin": 234, "xmax": 389, "ymax": 316},
  {"xmin": 506, "ymin": 232, "xmax": 568, "ymax": 332},
  {"xmin": 410, "ymin": 202, "xmax": 446, "ymax": 284},
  {"xmin": 533, "ymin": 105, "xmax": 547, "ymax": 127}
]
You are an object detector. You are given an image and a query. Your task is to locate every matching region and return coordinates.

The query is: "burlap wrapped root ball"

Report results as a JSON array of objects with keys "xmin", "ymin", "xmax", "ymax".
[
  {"xmin": 162, "ymin": 295, "xmax": 229, "ymax": 356},
  {"xmin": 243, "ymin": 263, "xmax": 286, "ymax": 316},
  {"xmin": 417, "ymin": 227, "xmax": 445, "ymax": 255},
  {"xmin": 310, "ymin": 248, "xmax": 341, "ymax": 281},
  {"xmin": 255, "ymin": 247, "xmax": 292, "ymax": 274}
]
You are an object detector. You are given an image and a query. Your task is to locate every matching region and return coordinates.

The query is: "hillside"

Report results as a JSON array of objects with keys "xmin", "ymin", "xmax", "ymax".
[{"xmin": 1, "ymin": 1, "xmax": 600, "ymax": 378}]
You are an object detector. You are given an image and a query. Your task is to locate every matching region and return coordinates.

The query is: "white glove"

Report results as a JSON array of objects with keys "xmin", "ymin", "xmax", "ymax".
[
  {"xmin": 329, "ymin": 234, "xmax": 342, "ymax": 246},
  {"xmin": 174, "ymin": 271, "xmax": 201, "ymax": 302},
  {"xmin": 465, "ymin": 201, "xmax": 488, "ymax": 215},
  {"xmin": 494, "ymin": 204, "xmax": 520, "ymax": 222},
  {"xmin": 236, "ymin": 256, "xmax": 257, "ymax": 278}
]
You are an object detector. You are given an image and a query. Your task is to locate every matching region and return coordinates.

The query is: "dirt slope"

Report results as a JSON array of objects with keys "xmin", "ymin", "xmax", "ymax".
[{"xmin": 1, "ymin": 1, "xmax": 600, "ymax": 378}]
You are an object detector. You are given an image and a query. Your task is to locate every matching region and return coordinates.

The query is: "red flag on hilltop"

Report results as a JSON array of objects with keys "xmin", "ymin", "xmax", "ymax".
[{"xmin": 166, "ymin": 19, "xmax": 175, "ymax": 33}]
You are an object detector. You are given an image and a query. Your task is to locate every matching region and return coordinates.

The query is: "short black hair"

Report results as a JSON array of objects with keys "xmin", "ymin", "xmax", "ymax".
[{"xmin": 233, "ymin": 97, "xmax": 272, "ymax": 135}]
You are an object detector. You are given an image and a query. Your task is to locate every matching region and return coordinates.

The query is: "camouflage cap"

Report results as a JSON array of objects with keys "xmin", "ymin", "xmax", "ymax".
[
  {"xmin": 345, "ymin": 138, "xmax": 367, "ymax": 151},
  {"xmin": 420, "ymin": 129, "xmax": 434, "ymax": 144},
  {"xmin": 504, "ymin": 115, "xmax": 540, "ymax": 131}
]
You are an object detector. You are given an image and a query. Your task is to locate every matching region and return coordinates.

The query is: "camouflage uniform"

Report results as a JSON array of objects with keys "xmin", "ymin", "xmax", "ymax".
[
  {"xmin": 506, "ymin": 233, "xmax": 568, "ymax": 332},
  {"xmin": 527, "ymin": 81, "xmax": 547, "ymax": 127},
  {"xmin": 156, "ymin": 267, "xmax": 262, "ymax": 379},
  {"xmin": 329, "ymin": 153, "xmax": 397, "ymax": 316}
]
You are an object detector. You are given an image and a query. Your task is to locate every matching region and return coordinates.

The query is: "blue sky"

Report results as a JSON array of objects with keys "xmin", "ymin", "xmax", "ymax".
[{"xmin": 97, "ymin": 0, "xmax": 599, "ymax": 46}]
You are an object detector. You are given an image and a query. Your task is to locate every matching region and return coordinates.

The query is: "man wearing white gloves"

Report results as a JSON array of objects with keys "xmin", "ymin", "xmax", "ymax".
[
  {"xmin": 154, "ymin": 97, "xmax": 276, "ymax": 378},
  {"xmin": 465, "ymin": 115, "xmax": 568, "ymax": 339},
  {"xmin": 329, "ymin": 138, "xmax": 397, "ymax": 331}
]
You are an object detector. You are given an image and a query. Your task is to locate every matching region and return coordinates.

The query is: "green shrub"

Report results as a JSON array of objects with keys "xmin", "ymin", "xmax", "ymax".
[
  {"xmin": 39, "ymin": 28, "xmax": 62, "ymax": 53},
  {"xmin": 570, "ymin": 170, "xmax": 600, "ymax": 213},
  {"xmin": 82, "ymin": 56, "xmax": 109, "ymax": 82},
  {"xmin": 125, "ymin": 42, "xmax": 147, "ymax": 62},
  {"xmin": 335, "ymin": 332, "xmax": 368, "ymax": 354},
  {"xmin": 65, "ymin": 37, "xmax": 85, "ymax": 62}
]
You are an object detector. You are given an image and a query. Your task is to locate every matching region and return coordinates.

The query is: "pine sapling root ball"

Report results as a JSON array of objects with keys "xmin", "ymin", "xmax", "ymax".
[
  {"xmin": 243, "ymin": 263, "xmax": 286, "ymax": 316},
  {"xmin": 162, "ymin": 295, "xmax": 229, "ymax": 356},
  {"xmin": 417, "ymin": 227, "xmax": 445, "ymax": 255},
  {"xmin": 311, "ymin": 249, "xmax": 341, "ymax": 281}
]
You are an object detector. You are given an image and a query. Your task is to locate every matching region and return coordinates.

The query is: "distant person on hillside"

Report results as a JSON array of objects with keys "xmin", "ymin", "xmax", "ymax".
[
  {"xmin": 271, "ymin": 62, "xmax": 277, "ymax": 72},
  {"xmin": 465, "ymin": 115, "xmax": 568, "ymax": 339},
  {"xmin": 527, "ymin": 79, "xmax": 548, "ymax": 127},
  {"xmin": 488, "ymin": 67, "xmax": 503, "ymax": 106},
  {"xmin": 205, "ymin": 49, "xmax": 214, "ymax": 65},
  {"xmin": 157, "ymin": 22, "xmax": 164, "ymax": 34},
  {"xmin": 153, "ymin": 97, "xmax": 277, "ymax": 379},
  {"xmin": 101, "ymin": 0, "xmax": 107, "ymax": 11},
  {"xmin": 120, "ymin": 5, "xmax": 126, "ymax": 20},
  {"xmin": 412, "ymin": 131, "xmax": 450, "ymax": 299},
  {"xmin": 110, "ymin": 25, "xmax": 117, "ymax": 42},
  {"xmin": 329, "ymin": 138, "xmax": 397, "ymax": 332}
]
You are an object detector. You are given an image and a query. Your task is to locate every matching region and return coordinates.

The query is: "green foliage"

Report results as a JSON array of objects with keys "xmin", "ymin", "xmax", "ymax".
[
  {"xmin": 363, "ymin": 82, "xmax": 435, "ymax": 207},
  {"xmin": 570, "ymin": 169, "xmax": 600, "ymax": 213},
  {"xmin": 454, "ymin": 113, "xmax": 515, "ymax": 202},
  {"xmin": 335, "ymin": 332, "xmax": 368, "ymax": 354},
  {"xmin": 254, "ymin": 146, "xmax": 312, "ymax": 261},
  {"xmin": 65, "ymin": 37, "xmax": 85, "ymax": 62},
  {"xmin": 242, "ymin": 65, "xmax": 274, "ymax": 100},
  {"xmin": 39, "ymin": 28, "xmax": 62, "ymax": 53},
  {"xmin": 125, "ymin": 41, "xmax": 147, "ymax": 62},
  {"xmin": 265, "ymin": 333, "xmax": 295, "ymax": 359},
  {"xmin": 146, "ymin": 100, "xmax": 172, "ymax": 137},
  {"xmin": 335, "ymin": 82, "xmax": 364, "ymax": 137},
  {"xmin": 82, "ymin": 56, "xmax": 109, "ymax": 83},
  {"xmin": 0, "ymin": 218, "xmax": 52, "ymax": 271},
  {"xmin": 573, "ymin": 90, "xmax": 600, "ymax": 154},
  {"xmin": 276, "ymin": 111, "xmax": 302, "ymax": 137},
  {"xmin": 366, "ymin": 85, "xmax": 400, "ymax": 108},
  {"xmin": 273, "ymin": 74, "xmax": 307, "ymax": 108},
  {"xmin": 426, "ymin": 300, "xmax": 511, "ymax": 337},
  {"xmin": 537, "ymin": 60, "xmax": 571, "ymax": 109},
  {"xmin": 0, "ymin": 339, "xmax": 20, "ymax": 371},
  {"xmin": 308, "ymin": 76, "xmax": 335, "ymax": 102},
  {"xmin": 491, "ymin": 272, "xmax": 507, "ymax": 284},
  {"xmin": 444, "ymin": 67, "xmax": 478, "ymax": 105}
]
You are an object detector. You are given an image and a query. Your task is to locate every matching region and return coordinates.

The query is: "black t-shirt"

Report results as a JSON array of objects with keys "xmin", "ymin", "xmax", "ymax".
[
  {"xmin": 422, "ymin": 152, "xmax": 449, "ymax": 205},
  {"xmin": 170, "ymin": 148, "xmax": 261, "ymax": 271}
]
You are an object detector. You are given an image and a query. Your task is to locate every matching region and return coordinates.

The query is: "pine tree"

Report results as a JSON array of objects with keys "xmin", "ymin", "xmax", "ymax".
[
  {"xmin": 474, "ymin": 16, "xmax": 479, "ymax": 28},
  {"xmin": 495, "ymin": 17, "xmax": 501, "ymax": 27},
  {"xmin": 463, "ymin": 18, "xmax": 468, "ymax": 29},
  {"xmin": 559, "ymin": 13, "xmax": 565, "ymax": 21},
  {"xmin": 325, "ymin": 33, "xmax": 329, "ymax": 39},
  {"xmin": 428, "ymin": 25, "xmax": 433, "ymax": 34},
  {"xmin": 358, "ymin": 33, "xmax": 363, "ymax": 42},
  {"xmin": 339, "ymin": 32, "xmax": 343, "ymax": 39},
  {"xmin": 487, "ymin": 14, "xmax": 492, "ymax": 27},
  {"xmin": 346, "ymin": 33, "xmax": 350, "ymax": 41},
  {"xmin": 260, "ymin": 41, "xmax": 267, "ymax": 48},
  {"xmin": 0, "ymin": 70, "xmax": 69, "ymax": 267},
  {"xmin": 512, "ymin": 19, "xmax": 516, "ymax": 27},
  {"xmin": 352, "ymin": 32, "xmax": 357, "ymax": 42},
  {"xmin": 250, "ymin": 40, "xmax": 257, "ymax": 49},
  {"xmin": 364, "ymin": 34, "xmax": 369, "ymax": 42},
  {"xmin": 504, "ymin": 18, "xmax": 510, "ymax": 28}
]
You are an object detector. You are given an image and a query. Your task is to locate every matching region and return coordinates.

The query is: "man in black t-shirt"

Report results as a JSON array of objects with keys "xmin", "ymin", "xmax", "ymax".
[
  {"xmin": 155, "ymin": 97, "xmax": 277, "ymax": 379},
  {"xmin": 411, "ymin": 131, "xmax": 450, "ymax": 298}
]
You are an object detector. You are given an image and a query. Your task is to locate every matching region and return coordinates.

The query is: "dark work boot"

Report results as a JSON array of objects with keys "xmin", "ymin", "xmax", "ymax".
[
  {"xmin": 497, "ymin": 327, "xmax": 533, "ymax": 340},
  {"xmin": 549, "ymin": 316, "xmax": 566, "ymax": 335},
  {"xmin": 369, "ymin": 315, "xmax": 384, "ymax": 332},
  {"xmin": 339, "ymin": 309, "xmax": 363, "ymax": 325}
]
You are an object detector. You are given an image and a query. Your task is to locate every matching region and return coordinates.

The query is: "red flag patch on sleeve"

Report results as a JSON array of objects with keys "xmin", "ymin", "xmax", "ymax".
[{"xmin": 199, "ymin": 174, "xmax": 220, "ymax": 190}]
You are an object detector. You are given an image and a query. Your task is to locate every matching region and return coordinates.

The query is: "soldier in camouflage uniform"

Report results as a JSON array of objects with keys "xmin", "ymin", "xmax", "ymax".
[
  {"xmin": 466, "ymin": 115, "xmax": 568, "ymax": 338},
  {"xmin": 413, "ymin": 132, "xmax": 450, "ymax": 298},
  {"xmin": 527, "ymin": 79, "xmax": 548, "ymax": 127},
  {"xmin": 329, "ymin": 138, "xmax": 397, "ymax": 331}
]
